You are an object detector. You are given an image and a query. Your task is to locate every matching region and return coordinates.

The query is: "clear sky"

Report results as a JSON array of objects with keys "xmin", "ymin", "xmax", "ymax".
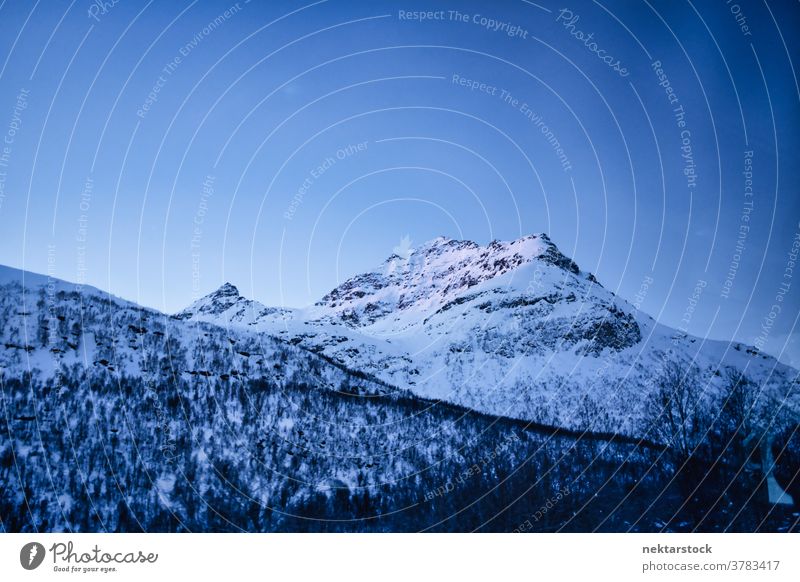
[{"xmin": 0, "ymin": 0, "xmax": 798, "ymax": 366}]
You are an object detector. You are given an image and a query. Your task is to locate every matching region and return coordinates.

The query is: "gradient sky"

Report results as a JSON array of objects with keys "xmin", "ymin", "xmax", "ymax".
[{"xmin": 0, "ymin": 0, "xmax": 798, "ymax": 365}]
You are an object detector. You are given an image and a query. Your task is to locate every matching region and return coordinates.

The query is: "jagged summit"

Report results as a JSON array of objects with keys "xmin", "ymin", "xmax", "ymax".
[
  {"xmin": 175, "ymin": 281, "xmax": 291, "ymax": 325},
  {"xmin": 316, "ymin": 233, "xmax": 592, "ymax": 325},
  {"xmin": 414, "ymin": 232, "xmax": 545, "ymax": 253},
  {"xmin": 175, "ymin": 234, "xmax": 589, "ymax": 327},
  {"xmin": 175, "ymin": 281, "xmax": 254, "ymax": 322},
  {"xmin": 393, "ymin": 233, "xmax": 584, "ymax": 278},
  {"xmin": 412, "ymin": 235, "xmax": 477, "ymax": 252},
  {"xmin": 215, "ymin": 282, "xmax": 240, "ymax": 296}
]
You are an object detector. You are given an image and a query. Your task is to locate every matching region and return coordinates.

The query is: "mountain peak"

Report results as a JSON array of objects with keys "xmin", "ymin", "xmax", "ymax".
[
  {"xmin": 407, "ymin": 233, "xmax": 578, "ymax": 274},
  {"xmin": 413, "ymin": 236, "xmax": 478, "ymax": 254},
  {"xmin": 417, "ymin": 235, "xmax": 456, "ymax": 248},
  {"xmin": 415, "ymin": 232, "xmax": 550, "ymax": 250},
  {"xmin": 175, "ymin": 281, "xmax": 245, "ymax": 320},
  {"xmin": 316, "ymin": 233, "xmax": 592, "ymax": 327},
  {"xmin": 214, "ymin": 282, "xmax": 240, "ymax": 297}
]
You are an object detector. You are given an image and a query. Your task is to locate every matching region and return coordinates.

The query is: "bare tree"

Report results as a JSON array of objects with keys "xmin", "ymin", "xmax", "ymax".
[
  {"xmin": 718, "ymin": 369, "xmax": 764, "ymax": 458},
  {"xmin": 646, "ymin": 361, "xmax": 707, "ymax": 460}
]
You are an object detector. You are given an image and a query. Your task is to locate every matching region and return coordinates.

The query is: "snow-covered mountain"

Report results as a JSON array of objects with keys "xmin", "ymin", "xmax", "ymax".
[
  {"xmin": 0, "ymin": 264, "xmax": 391, "ymax": 398},
  {"xmin": 178, "ymin": 234, "xmax": 799, "ymax": 437},
  {"xmin": 0, "ymin": 263, "xmax": 675, "ymax": 532},
  {"xmin": 2, "ymin": 249, "xmax": 798, "ymax": 532}
]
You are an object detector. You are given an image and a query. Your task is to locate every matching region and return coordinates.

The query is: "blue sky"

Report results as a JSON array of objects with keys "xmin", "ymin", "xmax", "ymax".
[{"xmin": 0, "ymin": 0, "xmax": 798, "ymax": 365}]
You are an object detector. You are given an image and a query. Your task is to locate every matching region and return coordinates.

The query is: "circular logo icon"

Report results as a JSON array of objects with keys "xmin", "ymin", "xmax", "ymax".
[{"xmin": 20, "ymin": 542, "xmax": 46, "ymax": 570}]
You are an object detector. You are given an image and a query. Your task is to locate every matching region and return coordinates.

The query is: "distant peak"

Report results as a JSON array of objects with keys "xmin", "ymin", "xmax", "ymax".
[
  {"xmin": 415, "ymin": 236, "xmax": 478, "ymax": 253},
  {"xmin": 416, "ymin": 235, "xmax": 454, "ymax": 249},
  {"xmin": 174, "ymin": 281, "xmax": 245, "ymax": 319},
  {"xmin": 214, "ymin": 282, "xmax": 240, "ymax": 296},
  {"xmin": 412, "ymin": 233, "xmax": 551, "ymax": 256},
  {"xmin": 428, "ymin": 235, "xmax": 452, "ymax": 245},
  {"xmin": 374, "ymin": 234, "xmax": 579, "ymax": 279}
]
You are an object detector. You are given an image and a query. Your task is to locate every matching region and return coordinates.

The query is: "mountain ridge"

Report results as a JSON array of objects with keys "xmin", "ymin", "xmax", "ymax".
[
  {"xmin": 175, "ymin": 234, "xmax": 799, "ymax": 441},
  {"xmin": 2, "ymin": 238, "xmax": 798, "ymax": 531},
  {"xmin": 2, "ymin": 234, "xmax": 796, "ymax": 440}
]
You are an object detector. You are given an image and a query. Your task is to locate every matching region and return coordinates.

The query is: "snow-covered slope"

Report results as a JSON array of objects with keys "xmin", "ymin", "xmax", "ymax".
[
  {"xmin": 178, "ymin": 234, "xmax": 799, "ymax": 436},
  {"xmin": 0, "ymin": 265, "xmax": 393, "ymax": 398}
]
